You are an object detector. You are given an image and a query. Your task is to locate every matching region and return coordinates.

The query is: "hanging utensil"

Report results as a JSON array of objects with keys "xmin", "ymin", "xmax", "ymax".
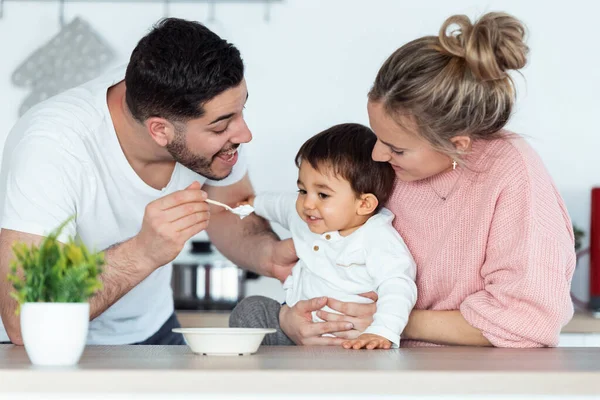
[{"xmin": 11, "ymin": 13, "xmax": 115, "ymax": 116}]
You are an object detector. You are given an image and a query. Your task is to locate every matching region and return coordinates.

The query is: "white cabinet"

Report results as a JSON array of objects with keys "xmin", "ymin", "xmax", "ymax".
[{"xmin": 559, "ymin": 333, "xmax": 600, "ymax": 347}]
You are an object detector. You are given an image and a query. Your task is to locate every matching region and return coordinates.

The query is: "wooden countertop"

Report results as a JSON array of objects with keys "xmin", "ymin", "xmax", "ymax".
[
  {"xmin": 177, "ymin": 310, "xmax": 600, "ymax": 334},
  {"xmin": 1, "ymin": 345, "xmax": 600, "ymax": 396}
]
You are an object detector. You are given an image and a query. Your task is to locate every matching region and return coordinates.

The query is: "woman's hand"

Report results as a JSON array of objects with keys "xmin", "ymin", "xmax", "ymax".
[
  {"xmin": 315, "ymin": 292, "xmax": 378, "ymax": 339},
  {"xmin": 342, "ymin": 333, "xmax": 392, "ymax": 350},
  {"xmin": 279, "ymin": 297, "xmax": 355, "ymax": 345}
]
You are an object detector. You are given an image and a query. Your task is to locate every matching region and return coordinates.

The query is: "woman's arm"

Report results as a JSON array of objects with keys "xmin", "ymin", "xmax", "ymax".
[
  {"xmin": 318, "ymin": 300, "xmax": 492, "ymax": 346},
  {"xmin": 402, "ymin": 310, "xmax": 492, "ymax": 346}
]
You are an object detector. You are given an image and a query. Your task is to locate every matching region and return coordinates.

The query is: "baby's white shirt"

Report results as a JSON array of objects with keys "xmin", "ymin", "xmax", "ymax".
[{"xmin": 254, "ymin": 193, "xmax": 417, "ymax": 347}]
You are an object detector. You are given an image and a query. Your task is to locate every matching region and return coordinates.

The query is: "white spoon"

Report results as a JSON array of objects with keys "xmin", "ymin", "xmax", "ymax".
[{"xmin": 206, "ymin": 199, "xmax": 255, "ymax": 219}]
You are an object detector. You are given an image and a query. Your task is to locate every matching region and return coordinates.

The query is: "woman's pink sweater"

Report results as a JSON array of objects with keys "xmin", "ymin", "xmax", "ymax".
[{"xmin": 387, "ymin": 135, "xmax": 575, "ymax": 347}]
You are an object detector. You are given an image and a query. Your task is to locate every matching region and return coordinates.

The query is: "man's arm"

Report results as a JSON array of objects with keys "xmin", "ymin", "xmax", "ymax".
[
  {"xmin": 204, "ymin": 174, "xmax": 296, "ymax": 281},
  {"xmin": 1, "ymin": 181, "xmax": 211, "ymax": 345}
]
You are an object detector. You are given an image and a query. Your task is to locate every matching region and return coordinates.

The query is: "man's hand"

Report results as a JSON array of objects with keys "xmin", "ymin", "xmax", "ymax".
[
  {"xmin": 264, "ymin": 238, "xmax": 297, "ymax": 282},
  {"xmin": 135, "ymin": 181, "xmax": 210, "ymax": 268},
  {"xmin": 342, "ymin": 333, "xmax": 392, "ymax": 350}
]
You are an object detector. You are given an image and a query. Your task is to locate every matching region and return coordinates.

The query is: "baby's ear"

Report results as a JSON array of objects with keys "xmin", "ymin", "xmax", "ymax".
[{"xmin": 357, "ymin": 193, "xmax": 379, "ymax": 216}]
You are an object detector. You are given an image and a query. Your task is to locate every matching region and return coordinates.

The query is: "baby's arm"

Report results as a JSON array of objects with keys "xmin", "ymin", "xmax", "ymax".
[
  {"xmin": 343, "ymin": 240, "xmax": 417, "ymax": 349},
  {"xmin": 252, "ymin": 192, "xmax": 298, "ymax": 230}
]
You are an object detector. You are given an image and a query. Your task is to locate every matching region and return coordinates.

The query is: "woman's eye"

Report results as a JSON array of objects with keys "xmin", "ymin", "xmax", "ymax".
[
  {"xmin": 318, "ymin": 193, "xmax": 329, "ymax": 199},
  {"xmin": 392, "ymin": 149, "xmax": 404, "ymax": 155}
]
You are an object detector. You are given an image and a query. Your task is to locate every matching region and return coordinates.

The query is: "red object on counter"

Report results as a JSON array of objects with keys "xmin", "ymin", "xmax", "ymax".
[{"xmin": 590, "ymin": 188, "xmax": 600, "ymax": 310}]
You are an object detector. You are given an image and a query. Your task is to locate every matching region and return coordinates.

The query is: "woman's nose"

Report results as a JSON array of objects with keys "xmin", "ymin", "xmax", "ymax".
[{"xmin": 372, "ymin": 140, "xmax": 391, "ymax": 162}]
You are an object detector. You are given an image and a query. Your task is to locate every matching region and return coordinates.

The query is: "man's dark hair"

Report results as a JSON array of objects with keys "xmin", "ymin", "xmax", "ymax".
[
  {"xmin": 125, "ymin": 18, "xmax": 244, "ymax": 123},
  {"xmin": 295, "ymin": 123, "xmax": 396, "ymax": 210}
]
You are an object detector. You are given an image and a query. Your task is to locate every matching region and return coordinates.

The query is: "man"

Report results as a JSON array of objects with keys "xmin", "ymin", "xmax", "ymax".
[{"xmin": 0, "ymin": 18, "xmax": 297, "ymax": 345}]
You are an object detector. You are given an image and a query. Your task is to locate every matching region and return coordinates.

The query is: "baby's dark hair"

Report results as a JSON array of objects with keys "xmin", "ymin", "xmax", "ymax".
[{"xmin": 295, "ymin": 123, "xmax": 396, "ymax": 211}]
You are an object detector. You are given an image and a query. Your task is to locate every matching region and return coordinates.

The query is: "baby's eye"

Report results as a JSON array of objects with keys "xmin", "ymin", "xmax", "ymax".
[
  {"xmin": 297, "ymin": 189, "xmax": 307, "ymax": 195},
  {"xmin": 318, "ymin": 193, "xmax": 329, "ymax": 199}
]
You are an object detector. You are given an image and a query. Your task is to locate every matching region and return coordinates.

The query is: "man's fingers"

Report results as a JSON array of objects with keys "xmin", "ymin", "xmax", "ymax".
[
  {"xmin": 164, "ymin": 202, "xmax": 210, "ymax": 223},
  {"xmin": 159, "ymin": 187, "xmax": 207, "ymax": 210},
  {"xmin": 171, "ymin": 212, "xmax": 210, "ymax": 232},
  {"xmin": 178, "ymin": 220, "xmax": 210, "ymax": 242}
]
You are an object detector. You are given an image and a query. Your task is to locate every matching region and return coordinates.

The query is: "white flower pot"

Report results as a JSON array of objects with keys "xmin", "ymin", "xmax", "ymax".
[{"xmin": 21, "ymin": 302, "xmax": 89, "ymax": 366}]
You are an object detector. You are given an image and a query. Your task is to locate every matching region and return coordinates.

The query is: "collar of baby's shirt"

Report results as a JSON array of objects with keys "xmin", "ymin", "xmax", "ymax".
[
  {"xmin": 365, "ymin": 207, "xmax": 395, "ymax": 226},
  {"xmin": 312, "ymin": 209, "xmax": 395, "ymax": 241}
]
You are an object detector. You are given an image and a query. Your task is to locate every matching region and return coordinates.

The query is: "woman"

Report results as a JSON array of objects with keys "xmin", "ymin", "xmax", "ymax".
[{"xmin": 275, "ymin": 11, "xmax": 575, "ymax": 348}]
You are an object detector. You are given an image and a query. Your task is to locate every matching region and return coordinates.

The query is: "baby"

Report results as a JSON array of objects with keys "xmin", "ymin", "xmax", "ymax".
[{"xmin": 231, "ymin": 123, "xmax": 417, "ymax": 349}]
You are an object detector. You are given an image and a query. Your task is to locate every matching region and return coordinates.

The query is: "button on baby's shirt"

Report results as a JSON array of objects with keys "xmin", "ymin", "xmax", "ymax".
[
  {"xmin": 321, "ymin": 231, "xmax": 341, "ymax": 242},
  {"xmin": 313, "ymin": 245, "xmax": 319, "ymax": 251}
]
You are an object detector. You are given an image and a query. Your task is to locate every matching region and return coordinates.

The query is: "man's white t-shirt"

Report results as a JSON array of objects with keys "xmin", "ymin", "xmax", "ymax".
[{"xmin": 0, "ymin": 66, "xmax": 248, "ymax": 344}]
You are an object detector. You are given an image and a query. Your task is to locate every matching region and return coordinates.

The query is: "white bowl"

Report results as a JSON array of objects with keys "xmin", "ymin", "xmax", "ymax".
[{"xmin": 172, "ymin": 328, "xmax": 276, "ymax": 356}]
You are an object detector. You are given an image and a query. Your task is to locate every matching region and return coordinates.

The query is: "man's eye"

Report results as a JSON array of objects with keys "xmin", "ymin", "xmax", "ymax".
[
  {"xmin": 318, "ymin": 193, "xmax": 329, "ymax": 199},
  {"xmin": 214, "ymin": 127, "xmax": 227, "ymax": 134}
]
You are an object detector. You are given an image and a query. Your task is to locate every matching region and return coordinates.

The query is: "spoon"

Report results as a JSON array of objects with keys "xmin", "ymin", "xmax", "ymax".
[{"xmin": 206, "ymin": 199, "xmax": 255, "ymax": 219}]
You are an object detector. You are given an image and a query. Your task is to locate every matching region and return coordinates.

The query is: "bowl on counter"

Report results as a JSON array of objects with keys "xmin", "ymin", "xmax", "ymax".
[{"xmin": 172, "ymin": 328, "xmax": 276, "ymax": 356}]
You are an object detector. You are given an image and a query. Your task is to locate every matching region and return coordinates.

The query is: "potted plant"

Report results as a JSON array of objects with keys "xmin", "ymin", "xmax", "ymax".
[{"xmin": 6, "ymin": 217, "xmax": 103, "ymax": 366}]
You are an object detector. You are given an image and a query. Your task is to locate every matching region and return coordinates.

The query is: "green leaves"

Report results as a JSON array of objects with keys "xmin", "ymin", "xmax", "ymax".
[{"xmin": 6, "ymin": 216, "xmax": 104, "ymax": 314}]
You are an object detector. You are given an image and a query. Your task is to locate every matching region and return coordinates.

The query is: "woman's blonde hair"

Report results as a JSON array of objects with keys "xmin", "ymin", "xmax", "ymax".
[{"xmin": 369, "ymin": 12, "xmax": 529, "ymax": 158}]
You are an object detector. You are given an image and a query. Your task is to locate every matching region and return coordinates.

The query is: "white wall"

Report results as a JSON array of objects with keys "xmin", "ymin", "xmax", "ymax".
[{"xmin": 1, "ymin": 0, "xmax": 598, "ymax": 300}]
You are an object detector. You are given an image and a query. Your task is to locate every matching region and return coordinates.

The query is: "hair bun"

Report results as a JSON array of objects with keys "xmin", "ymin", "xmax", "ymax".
[{"xmin": 438, "ymin": 12, "xmax": 529, "ymax": 81}]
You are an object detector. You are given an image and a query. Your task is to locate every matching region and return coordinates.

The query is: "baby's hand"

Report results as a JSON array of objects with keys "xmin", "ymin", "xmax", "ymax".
[
  {"xmin": 342, "ymin": 333, "xmax": 392, "ymax": 350},
  {"xmin": 237, "ymin": 195, "xmax": 255, "ymax": 207}
]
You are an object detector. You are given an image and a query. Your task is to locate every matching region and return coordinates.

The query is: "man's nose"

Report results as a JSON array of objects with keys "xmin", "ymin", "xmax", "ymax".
[{"xmin": 231, "ymin": 119, "xmax": 252, "ymax": 144}]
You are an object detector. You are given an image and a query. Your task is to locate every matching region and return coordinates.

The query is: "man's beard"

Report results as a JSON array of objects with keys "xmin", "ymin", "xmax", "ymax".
[{"xmin": 166, "ymin": 130, "xmax": 236, "ymax": 181}]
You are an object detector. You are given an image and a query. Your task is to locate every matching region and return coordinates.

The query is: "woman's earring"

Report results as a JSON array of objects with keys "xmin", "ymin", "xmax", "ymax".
[{"xmin": 452, "ymin": 160, "xmax": 457, "ymax": 170}]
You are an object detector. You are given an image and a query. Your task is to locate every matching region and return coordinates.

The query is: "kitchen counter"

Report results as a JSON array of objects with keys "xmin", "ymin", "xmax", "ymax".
[{"xmin": 1, "ymin": 344, "xmax": 600, "ymax": 397}]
